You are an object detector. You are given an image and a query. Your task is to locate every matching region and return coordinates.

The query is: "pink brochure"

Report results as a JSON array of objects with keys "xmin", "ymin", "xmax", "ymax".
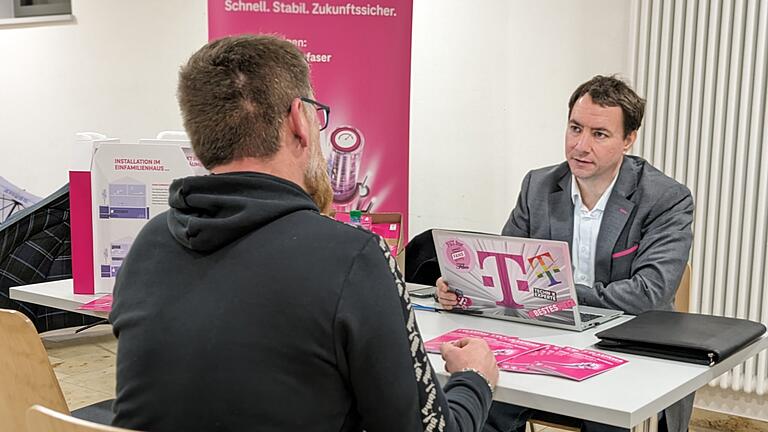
[
  {"xmin": 525, "ymin": 346, "xmax": 627, "ymax": 381},
  {"xmin": 424, "ymin": 329, "xmax": 545, "ymax": 363},
  {"xmin": 498, "ymin": 345, "xmax": 561, "ymax": 375},
  {"xmin": 77, "ymin": 294, "xmax": 113, "ymax": 313}
]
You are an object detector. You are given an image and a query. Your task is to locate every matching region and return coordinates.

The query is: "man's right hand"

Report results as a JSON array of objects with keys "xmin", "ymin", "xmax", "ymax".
[
  {"xmin": 440, "ymin": 337, "xmax": 499, "ymax": 390},
  {"xmin": 435, "ymin": 277, "xmax": 458, "ymax": 310}
]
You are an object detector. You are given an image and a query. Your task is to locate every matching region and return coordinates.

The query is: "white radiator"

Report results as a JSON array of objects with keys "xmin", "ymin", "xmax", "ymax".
[{"xmin": 629, "ymin": 0, "xmax": 768, "ymax": 394}]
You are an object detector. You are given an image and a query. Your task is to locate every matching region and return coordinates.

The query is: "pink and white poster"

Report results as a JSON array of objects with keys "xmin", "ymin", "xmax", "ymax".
[{"xmin": 208, "ymin": 0, "xmax": 413, "ymax": 238}]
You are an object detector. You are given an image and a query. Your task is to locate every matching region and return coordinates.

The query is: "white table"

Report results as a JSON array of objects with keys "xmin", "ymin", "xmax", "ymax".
[
  {"xmin": 11, "ymin": 281, "xmax": 767, "ymax": 430},
  {"xmin": 9, "ymin": 279, "xmax": 109, "ymax": 319},
  {"xmin": 412, "ymin": 293, "xmax": 768, "ymax": 432}
]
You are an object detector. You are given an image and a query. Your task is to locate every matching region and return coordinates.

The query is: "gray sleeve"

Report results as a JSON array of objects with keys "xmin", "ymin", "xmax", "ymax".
[
  {"xmin": 502, "ymin": 172, "xmax": 532, "ymax": 237},
  {"xmin": 576, "ymin": 188, "xmax": 694, "ymax": 315}
]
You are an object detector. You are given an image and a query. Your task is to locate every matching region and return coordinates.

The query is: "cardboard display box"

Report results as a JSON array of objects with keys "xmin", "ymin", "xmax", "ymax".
[{"xmin": 332, "ymin": 212, "xmax": 405, "ymax": 271}]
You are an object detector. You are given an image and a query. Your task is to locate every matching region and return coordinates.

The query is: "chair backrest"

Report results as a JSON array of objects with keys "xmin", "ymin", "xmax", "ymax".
[
  {"xmin": 0, "ymin": 309, "xmax": 69, "ymax": 432},
  {"xmin": 675, "ymin": 263, "xmax": 692, "ymax": 312},
  {"xmin": 404, "ymin": 229, "xmax": 440, "ymax": 285},
  {"xmin": 27, "ymin": 405, "xmax": 135, "ymax": 432}
]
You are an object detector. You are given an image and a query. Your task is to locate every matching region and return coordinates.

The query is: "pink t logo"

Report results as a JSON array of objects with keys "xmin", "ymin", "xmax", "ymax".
[{"xmin": 477, "ymin": 251, "xmax": 529, "ymax": 309}]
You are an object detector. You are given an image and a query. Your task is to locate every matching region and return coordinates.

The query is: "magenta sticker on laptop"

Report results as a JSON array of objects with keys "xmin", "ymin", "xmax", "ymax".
[
  {"xmin": 527, "ymin": 299, "xmax": 577, "ymax": 319},
  {"xmin": 443, "ymin": 239, "xmax": 473, "ymax": 272}
]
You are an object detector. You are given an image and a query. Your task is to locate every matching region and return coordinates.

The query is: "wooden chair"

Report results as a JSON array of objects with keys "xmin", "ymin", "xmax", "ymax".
[
  {"xmin": 527, "ymin": 414, "xmax": 582, "ymax": 431},
  {"xmin": 26, "ymin": 405, "xmax": 135, "ymax": 432},
  {"xmin": 0, "ymin": 308, "xmax": 113, "ymax": 432},
  {"xmin": 0, "ymin": 308, "xmax": 71, "ymax": 432},
  {"xmin": 675, "ymin": 263, "xmax": 692, "ymax": 312}
]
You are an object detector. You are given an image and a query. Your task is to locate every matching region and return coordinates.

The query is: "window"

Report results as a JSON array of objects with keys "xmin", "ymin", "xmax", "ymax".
[{"xmin": 13, "ymin": 0, "xmax": 70, "ymax": 18}]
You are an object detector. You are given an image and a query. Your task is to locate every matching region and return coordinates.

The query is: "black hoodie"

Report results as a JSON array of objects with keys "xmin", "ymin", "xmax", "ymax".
[{"xmin": 110, "ymin": 172, "xmax": 491, "ymax": 432}]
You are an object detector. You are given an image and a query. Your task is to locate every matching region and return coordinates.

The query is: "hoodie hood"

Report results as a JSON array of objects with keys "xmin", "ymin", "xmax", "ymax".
[{"xmin": 167, "ymin": 172, "xmax": 318, "ymax": 252}]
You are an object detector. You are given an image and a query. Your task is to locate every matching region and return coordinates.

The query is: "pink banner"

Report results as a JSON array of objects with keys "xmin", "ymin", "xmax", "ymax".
[{"xmin": 208, "ymin": 0, "xmax": 413, "ymax": 238}]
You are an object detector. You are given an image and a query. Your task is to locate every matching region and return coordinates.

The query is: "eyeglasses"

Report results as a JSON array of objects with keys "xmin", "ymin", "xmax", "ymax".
[{"xmin": 299, "ymin": 97, "xmax": 331, "ymax": 131}]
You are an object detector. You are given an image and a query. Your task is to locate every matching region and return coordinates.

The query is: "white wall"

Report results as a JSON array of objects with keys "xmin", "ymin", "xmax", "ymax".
[
  {"xmin": 409, "ymin": 0, "xmax": 633, "ymax": 237},
  {"xmin": 0, "ymin": 0, "xmax": 207, "ymax": 196},
  {"xmin": 0, "ymin": 0, "xmax": 630, "ymax": 233}
]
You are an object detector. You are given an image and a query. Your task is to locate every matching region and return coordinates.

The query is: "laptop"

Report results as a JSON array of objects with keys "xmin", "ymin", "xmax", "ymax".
[{"xmin": 431, "ymin": 229, "xmax": 622, "ymax": 331}]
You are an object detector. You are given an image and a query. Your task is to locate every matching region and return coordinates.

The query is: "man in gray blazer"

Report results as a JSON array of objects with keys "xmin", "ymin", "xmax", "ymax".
[
  {"xmin": 436, "ymin": 75, "xmax": 694, "ymax": 432},
  {"xmin": 502, "ymin": 154, "xmax": 693, "ymax": 316}
]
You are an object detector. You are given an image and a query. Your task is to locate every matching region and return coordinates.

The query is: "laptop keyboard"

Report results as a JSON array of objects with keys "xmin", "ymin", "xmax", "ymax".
[{"xmin": 580, "ymin": 312, "xmax": 604, "ymax": 323}]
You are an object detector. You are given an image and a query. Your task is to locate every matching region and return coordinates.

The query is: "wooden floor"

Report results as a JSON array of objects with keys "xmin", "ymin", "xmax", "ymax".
[
  {"xmin": 43, "ymin": 325, "xmax": 116, "ymax": 411},
  {"xmin": 41, "ymin": 326, "xmax": 768, "ymax": 432}
]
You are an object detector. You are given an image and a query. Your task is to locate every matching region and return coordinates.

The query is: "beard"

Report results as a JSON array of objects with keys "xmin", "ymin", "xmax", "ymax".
[{"xmin": 304, "ymin": 141, "xmax": 334, "ymax": 215}]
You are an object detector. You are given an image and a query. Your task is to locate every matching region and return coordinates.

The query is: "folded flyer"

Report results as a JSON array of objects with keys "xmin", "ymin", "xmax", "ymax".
[
  {"xmin": 77, "ymin": 294, "xmax": 113, "ymax": 312},
  {"xmin": 498, "ymin": 345, "xmax": 560, "ymax": 375},
  {"xmin": 424, "ymin": 329, "xmax": 545, "ymax": 363},
  {"xmin": 426, "ymin": 329, "xmax": 627, "ymax": 381},
  {"xmin": 499, "ymin": 345, "xmax": 627, "ymax": 381}
]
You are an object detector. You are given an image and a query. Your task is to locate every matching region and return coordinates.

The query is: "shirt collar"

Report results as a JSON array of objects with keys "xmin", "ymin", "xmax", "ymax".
[{"xmin": 571, "ymin": 172, "xmax": 619, "ymax": 213}]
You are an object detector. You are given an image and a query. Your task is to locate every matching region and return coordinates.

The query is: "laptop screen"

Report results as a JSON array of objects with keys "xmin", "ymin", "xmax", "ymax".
[{"xmin": 432, "ymin": 230, "xmax": 579, "ymax": 326}]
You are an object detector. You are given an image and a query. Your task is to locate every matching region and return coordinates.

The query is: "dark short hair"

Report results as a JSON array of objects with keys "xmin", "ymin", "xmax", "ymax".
[
  {"xmin": 568, "ymin": 75, "xmax": 645, "ymax": 138},
  {"xmin": 178, "ymin": 35, "xmax": 312, "ymax": 169}
]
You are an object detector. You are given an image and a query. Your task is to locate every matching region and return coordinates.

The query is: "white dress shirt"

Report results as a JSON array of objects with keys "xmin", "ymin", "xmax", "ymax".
[{"xmin": 571, "ymin": 174, "xmax": 619, "ymax": 287}]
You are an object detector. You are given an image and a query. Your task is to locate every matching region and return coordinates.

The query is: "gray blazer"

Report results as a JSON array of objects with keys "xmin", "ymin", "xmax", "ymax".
[{"xmin": 502, "ymin": 155, "xmax": 695, "ymax": 432}]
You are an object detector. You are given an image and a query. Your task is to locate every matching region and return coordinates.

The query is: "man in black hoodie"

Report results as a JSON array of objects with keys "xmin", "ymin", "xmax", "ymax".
[{"xmin": 110, "ymin": 35, "xmax": 499, "ymax": 432}]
